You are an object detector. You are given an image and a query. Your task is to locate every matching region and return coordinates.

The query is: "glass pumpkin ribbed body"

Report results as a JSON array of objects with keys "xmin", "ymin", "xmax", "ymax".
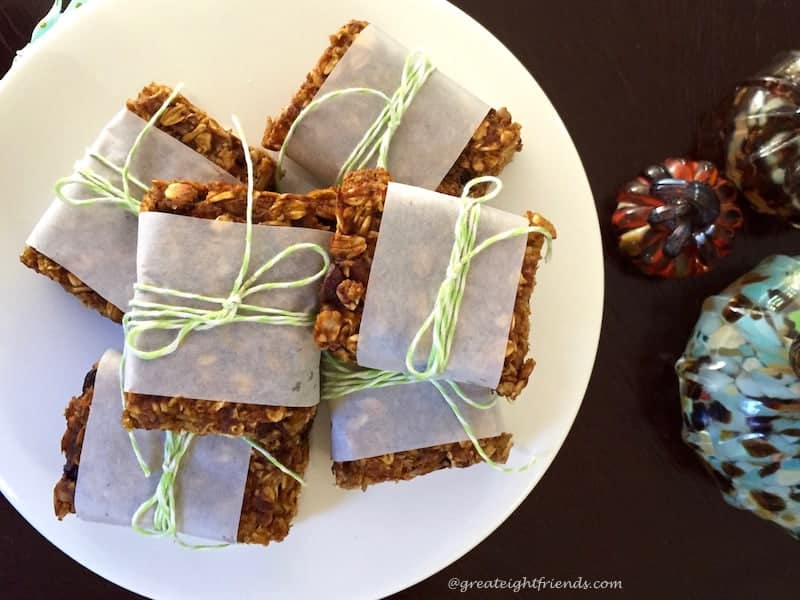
[
  {"xmin": 724, "ymin": 51, "xmax": 800, "ymax": 224},
  {"xmin": 613, "ymin": 158, "xmax": 742, "ymax": 277},
  {"xmin": 677, "ymin": 255, "xmax": 800, "ymax": 538}
]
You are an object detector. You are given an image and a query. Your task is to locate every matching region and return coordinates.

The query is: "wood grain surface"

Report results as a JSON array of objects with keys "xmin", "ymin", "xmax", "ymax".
[{"xmin": 1, "ymin": 1, "xmax": 798, "ymax": 598}]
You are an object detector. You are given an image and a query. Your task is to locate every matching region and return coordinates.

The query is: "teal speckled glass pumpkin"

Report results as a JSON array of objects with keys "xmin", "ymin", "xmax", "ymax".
[{"xmin": 676, "ymin": 255, "xmax": 800, "ymax": 538}]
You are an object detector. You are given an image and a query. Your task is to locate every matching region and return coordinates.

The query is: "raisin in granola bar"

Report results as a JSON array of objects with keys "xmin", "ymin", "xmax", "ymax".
[
  {"xmin": 121, "ymin": 179, "xmax": 336, "ymax": 441},
  {"xmin": 21, "ymin": 83, "xmax": 277, "ymax": 323},
  {"xmin": 315, "ymin": 169, "xmax": 556, "ymax": 400},
  {"xmin": 54, "ymin": 362, "xmax": 308, "ymax": 545},
  {"xmin": 262, "ymin": 20, "xmax": 522, "ymax": 196}
]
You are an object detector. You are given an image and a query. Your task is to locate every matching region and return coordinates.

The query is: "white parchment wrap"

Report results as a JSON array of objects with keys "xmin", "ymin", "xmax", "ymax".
[
  {"xmin": 357, "ymin": 183, "xmax": 527, "ymax": 388},
  {"xmin": 75, "ymin": 350, "xmax": 252, "ymax": 543},
  {"xmin": 124, "ymin": 213, "xmax": 332, "ymax": 406},
  {"xmin": 26, "ymin": 109, "xmax": 240, "ymax": 310},
  {"xmin": 285, "ymin": 24, "xmax": 489, "ymax": 190},
  {"xmin": 330, "ymin": 381, "xmax": 505, "ymax": 461}
]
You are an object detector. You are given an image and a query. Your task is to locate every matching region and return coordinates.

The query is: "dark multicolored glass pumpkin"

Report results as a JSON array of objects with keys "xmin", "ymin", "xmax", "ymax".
[
  {"xmin": 676, "ymin": 255, "xmax": 800, "ymax": 538},
  {"xmin": 723, "ymin": 51, "xmax": 800, "ymax": 224},
  {"xmin": 612, "ymin": 158, "xmax": 743, "ymax": 277}
]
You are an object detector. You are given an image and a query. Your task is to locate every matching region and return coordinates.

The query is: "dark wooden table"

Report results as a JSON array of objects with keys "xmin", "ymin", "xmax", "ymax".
[{"xmin": 2, "ymin": 1, "xmax": 798, "ymax": 598}]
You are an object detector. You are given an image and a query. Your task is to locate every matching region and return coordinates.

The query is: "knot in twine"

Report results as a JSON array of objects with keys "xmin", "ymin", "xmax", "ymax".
[
  {"xmin": 124, "ymin": 117, "xmax": 323, "ymax": 546},
  {"xmin": 321, "ymin": 176, "xmax": 553, "ymax": 474}
]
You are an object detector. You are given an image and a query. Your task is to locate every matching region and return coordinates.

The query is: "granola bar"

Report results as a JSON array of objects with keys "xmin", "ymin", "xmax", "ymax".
[
  {"xmin": 54, "ymin": 363, "xmax": 308, "ymax": 545},
  {"xmin": 314, "ymin": 169, "xmax": 557, "ymax": 400},
  {"xmin": 121, "ymin": 179, "xmax": 336, "ymax": 441},
  {"xmin": 262, "ymin": 20, "xmax": 522, "ymax": 196},
  {"xmin": 333, "ymin": 434, "xmax": 513, "ymax": 490},
  {"xmin": 21, "ymin": 83, "xmax": 277, "ymax": 323}
]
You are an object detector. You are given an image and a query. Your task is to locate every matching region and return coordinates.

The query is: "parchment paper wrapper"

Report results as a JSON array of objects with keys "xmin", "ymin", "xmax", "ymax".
[
  {"xmin": 75, "ymin": 350, "xmax": 252, "ymax": 543},
  {"xmin": 26, "ymin": 109, "xmax": 239, "ymax": 310},
  {"xmin": 284, "ymin": 24, "xmax": 489, "ymax": 190},
  {"xmin": 330, "ymin": 381, "xmax": 505, "ymax": 461},
  {"xmin": 357, "ymin": 183, "xmax": 528, "ymax": 388},
  {"xmin": 124, "ymin": 213, "xmax": 332, "ymax": 407}
]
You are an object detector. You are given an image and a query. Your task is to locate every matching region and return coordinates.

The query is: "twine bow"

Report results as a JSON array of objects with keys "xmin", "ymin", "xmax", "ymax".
[
  {"xmin": 322, "ymin": 177, "xmax": 553, "ymax": 473},
  {"xmin": 405, "ymin": 176, "xmax": 552, "ymax": 379},
  {"xmin": 124, "ymin": 116, "xmax": 323, "ymax": 544},
  {"xmin": 124, "ymin": 110, "xmax": 329, "ymax": 359},
  {"xmin": 124, "ymin": 240, "xmax": 330, "ymax": 360}
]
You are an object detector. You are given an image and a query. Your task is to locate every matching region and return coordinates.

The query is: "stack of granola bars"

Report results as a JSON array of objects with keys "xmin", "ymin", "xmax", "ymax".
[{"xmin": 25, "ymin": 20, "xmax": 555, "ymax": 547}]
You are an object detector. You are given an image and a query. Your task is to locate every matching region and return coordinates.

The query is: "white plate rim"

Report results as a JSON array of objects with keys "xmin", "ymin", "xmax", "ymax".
[{"xmin": 0, "ymin": 1, "xmax": 603, "ymax": 598}]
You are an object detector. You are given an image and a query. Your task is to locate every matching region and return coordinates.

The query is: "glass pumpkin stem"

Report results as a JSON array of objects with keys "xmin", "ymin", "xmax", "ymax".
[
  {"xmin": 650, "ymin": 180, "xmax": 721, "ymax": 227},
  {"xmin": 647, "ymin": 178, "xmax": 721, "ymax": 258}
]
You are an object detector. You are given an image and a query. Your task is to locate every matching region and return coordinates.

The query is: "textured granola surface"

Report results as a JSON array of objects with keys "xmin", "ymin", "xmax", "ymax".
[
  {"xmin": 261, "ymin": 20, "xmax": 522, "ymax": 195},
  {"xmin": 22, "ymin": 82, "xmax": 277, "ymax": 322},
  {"xmin": 122, "ymin": 179, "xmax": 334, "ymax": 438},
  {"xmin": 128, "ymin": 83, "xmax": 276, "ymax": 192},
  {"xmin": 333, "ymin": 433, "xmax": 513, "ymax": 490},
  {"xmin": 123, "ymin": 391, "xmax": 317, "ymax": 448},
  {"xmin": 54, "ymin": 365, "xmax": 97, "ymax": 519},
  {"xmin": 139, "ymin": 179, "xmax": 336, "ymax": 228},
  {"xmin": 262, "ymin": 20, "xmax": 368, "ymax": 149},
  {"xmin": 237, "ymin": 433, "xmax": 309, "ymax": 545},
  {"xmin": 55, "ymin": 363, "xmax": 307, "ymax": 545},
  {"xmin": 20, "ymin": 249, "xmax": 124, "ymax": 322},
  {"xmin": 313, "ymin": 169, "xmax": 557, "ymax": 400}
]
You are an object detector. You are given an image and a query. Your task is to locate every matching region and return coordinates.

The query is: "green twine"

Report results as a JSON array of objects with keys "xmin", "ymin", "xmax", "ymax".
[
  {"xmin": 129, "ymin": 431, "xmax": 226, "ymax": 549},
  {"xmin": 276, "ymin": 51, "xmax": 435, "ymax": 186},
  {"xmin": 321, "ymin": 354, "xmax": 531, "ymax": 474},
  {"xmin": 119, "ymin": 351, "xmax": 151, "ymax": 477},
  {"xmin": 124, "ymin": 238, "xmax": 330, "ymax": 359},
  {"xmin": 322, "ymin": 176, "xmax": 553, "ymax": 473},
  {"xmin": 55, "ymin": 84, "xmax": 185, "ymax": 215},
  {"xmin": 405, "ymin": 176, "xmax": 553, "ymax": 378},
  {"xmin": 243, "ymin": 437, "xmax": 307, "ymax": 483},
  {"xmin": 128, "ymin": 430, "xmax": 307, "ymax": 548},
  {"xmin": 321, "ymin": 352, "xmax": 496, "ymax": 410},
  {"xmin": 128, "ymin": 431, "xmax": 306, "ymax": 548},
  {"xmin": 123, "ymin": 113, "xmax": 329, "ymax": 364},
  {"xmin": 124, "ymin": 116, "xmax": 317, "ymax": 545}
]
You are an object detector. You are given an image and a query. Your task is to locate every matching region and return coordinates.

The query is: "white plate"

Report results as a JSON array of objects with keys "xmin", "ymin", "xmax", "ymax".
[{"xmin": 0, "ymin": 1, "xmax": 602, "ymax": 598}]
